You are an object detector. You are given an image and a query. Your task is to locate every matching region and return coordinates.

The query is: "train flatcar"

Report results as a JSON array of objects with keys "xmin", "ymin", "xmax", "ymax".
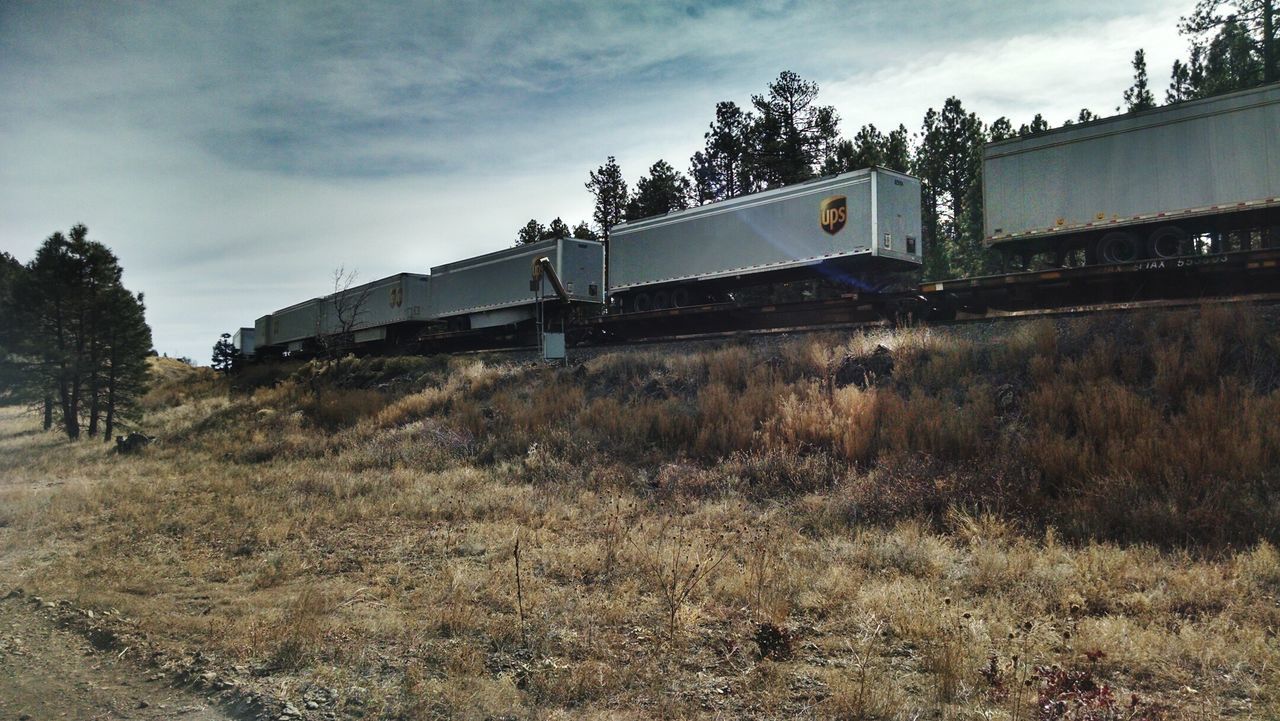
[
  {"xmin": 608, "ymin": 167, "xmax": 923, "ymax": 312},
  {"xmin": 983, "ymin": 82, "xmax": 1280, "ymax": 266},
  {"xmin": 429, "ymin": 237, "xmax": 604, "ymax": 331}
]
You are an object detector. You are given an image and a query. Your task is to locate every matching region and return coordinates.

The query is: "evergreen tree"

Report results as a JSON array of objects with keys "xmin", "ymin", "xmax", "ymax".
[
  {"xmin": 0, "ymin": 252, "xmax": 22, "ymax": 358},
  {"xmin": 546, "ymin": 217, "xmax": 571, "ymax": 239},
  {"xmin": 913, "ymin": 98, "xmax": 993, "ymax": 280},
  {"xmin": 749, "ymin": 71, "xmax": 840, "ymax": 187},
  {"xmin": 818, "ymin": 124, "xmax": 912, "ymax": 175},
  {"xmin": 880, "ymin": 125, "xmax": 912, "ymax": 173},
  {"xmin": 571, "ymin": 222, "xmax": 599, "ymax": 241},
  {"xmin": 1017, "ymin": 114, "xmax": 1051, "ymax": 137},
  {"xmin": 1124, "ymin": 49, "xmax": 1158, "ymax": 111},
  {"xmin": 818, "ymin": 139, "xmax": 857, "ymax": 176},
  {"xmin": 690, "ymin": 101, "xmax": 756, "ymax": 203},
  {"xmin": 1170, "ymin": 1, "xmax": 1275, "ymax": 100},
  {"xmin": 625, "ymin": 160, "xmax": 692, "ymax": 221},
  {"xmin": 989, "ymin": 117, "xmax": 1016, "ymax": 142},
  {"xmin": 585, "ymin": 157, "xmax": 628, "ymax": 244},
  {"xmin": 20, "ymin": 226, "xmax": 151, "ymax": 440},
  {"xmin": 211, "ymin": 332, "xmax": 238, "ymax": 374},
  {"xmin": 820, "ymin": 125, "xmax": 881, "ymax": 174},
  {"xmin": 101, "ymin": 286, "xmax": 151, "ymax": 442},
  {"xmin": 516, "ymin": 217, "xmax": 576, "ymax": 246},
  {"xmin": 516, "ymin": 219, "xmax": 547, "ymax": 245},
  {"xmin": 0, "ymin": 253, "xmax": 28, "ymax": 400}
]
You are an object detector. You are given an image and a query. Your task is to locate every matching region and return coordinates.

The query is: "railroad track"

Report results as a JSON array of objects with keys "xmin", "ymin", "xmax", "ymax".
[{"xmin": 432, "ymin": 247, "xmax": 1280, "ymax": 356}]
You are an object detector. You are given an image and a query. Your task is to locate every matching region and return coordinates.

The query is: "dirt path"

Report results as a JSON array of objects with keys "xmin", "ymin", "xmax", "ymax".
[{"xmin": 0, "ymin": 598, "xmax": 236, "ymax": 721}]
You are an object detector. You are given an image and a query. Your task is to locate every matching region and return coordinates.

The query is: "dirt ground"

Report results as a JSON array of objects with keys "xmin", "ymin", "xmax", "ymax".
[
  {"xmin": 0, "ymin": 597, "xmax": 235, "ymax": 720},
  {"xmin": 0, "ymin": 404, "xmax": 241, "ymax": 720}
]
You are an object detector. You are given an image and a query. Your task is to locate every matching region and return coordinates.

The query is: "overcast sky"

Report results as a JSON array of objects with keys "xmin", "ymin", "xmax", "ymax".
[{"xmin": 1, "ymin": 1, "xmax": 1188, "ymax": 362}]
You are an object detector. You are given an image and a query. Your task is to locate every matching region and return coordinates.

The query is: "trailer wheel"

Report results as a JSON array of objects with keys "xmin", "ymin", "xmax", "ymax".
[
  {"xmin": 1147, "ymin": 225, "xmax": 1188, "ymax": 259},
  {"xmin": 1098, "ymin": 232, "xmax": 1141, "ymax": 264},
  {"xmin": 631, "ymin": 293, "xmax": 653, "ymax": 313},
  {"xmin": 671, "ymin": 288, "xmax": 690, "ymax": 308},
  {"xmin": 652, "ymin": 290, "xmax": 671, "ymax": 310}
]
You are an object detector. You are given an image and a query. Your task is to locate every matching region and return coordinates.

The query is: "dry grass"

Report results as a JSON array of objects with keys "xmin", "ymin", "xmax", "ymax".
[{"xmin": 1, "ymin": 305, "xmax": 1279, "ymax": 718}]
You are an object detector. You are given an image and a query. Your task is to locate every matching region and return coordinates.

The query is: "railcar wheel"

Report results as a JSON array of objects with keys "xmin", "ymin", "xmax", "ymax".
[
  {"xmin": 1098, "ymin": 232, "xmax": 1141, "ymax": 264},
  {"xmin": 1147, "ymin": 225, "xmax": 1188, "ymax": 259},
  {"xmin": 671, "ymin": 288, "xmax": 690, "ymax": 308}
]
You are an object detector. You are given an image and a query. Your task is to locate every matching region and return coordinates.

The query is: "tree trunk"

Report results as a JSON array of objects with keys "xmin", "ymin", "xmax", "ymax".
[
  {"xmin": 87, "ymin": 375, "xmax": 100, "ymax": 437},
  {"xmin": 42, "ymin": 393, "xmax": 53, "ymax": 431},
  {"xmin": 103, "ymin": 352, "xmax": 118, "ymax": 442},
  {"xmin": 103, "ymin": 387, "xmax": 115, "ymax": 442},
  {"xmin": 1265, "ymin": 0, "xmax": 1276, "ymax": 83},
  {"xmin": 61, "ymin": 374, "xmax": 79, "ymax": 439}
]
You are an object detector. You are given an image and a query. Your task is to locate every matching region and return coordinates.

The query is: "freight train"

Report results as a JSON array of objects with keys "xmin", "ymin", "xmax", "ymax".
[{"xmin": 239, "ymin": 82, "xmax": 1279, "ymax": 359}]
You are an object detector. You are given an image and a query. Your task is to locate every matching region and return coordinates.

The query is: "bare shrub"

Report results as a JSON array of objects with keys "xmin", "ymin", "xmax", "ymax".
[{"xmin": 629, "ymin": 517, "xmax": 735, "ymax": 641}]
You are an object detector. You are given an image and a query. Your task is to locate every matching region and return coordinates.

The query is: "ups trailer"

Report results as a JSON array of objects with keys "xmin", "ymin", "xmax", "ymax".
[
  {"xmin": 607, "ymin": 168, "xmax": 923, "ymax": 312},
  {"xmin": 428, "ymin": 237, "xmax": 605, "ymax": 330},
  {"xmin": 983, "ymin": 82, "xmax": 1280, "ymax": 265}
]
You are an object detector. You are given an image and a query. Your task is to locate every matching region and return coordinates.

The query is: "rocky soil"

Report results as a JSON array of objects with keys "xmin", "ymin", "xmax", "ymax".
[{"xmin": 0, "ymin": 592, "xmax": 234, "ymax": 720}]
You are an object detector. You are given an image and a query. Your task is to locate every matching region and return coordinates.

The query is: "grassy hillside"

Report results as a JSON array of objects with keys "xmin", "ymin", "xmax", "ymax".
[{"xmin": 2, "ymin": 305, "xmax": 1278, "ymax": 719}]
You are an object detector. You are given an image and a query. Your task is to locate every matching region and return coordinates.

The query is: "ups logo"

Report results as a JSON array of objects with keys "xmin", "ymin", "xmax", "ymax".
[{"xmin": 820, "ymin": 195, "xmax": 847, "ymax": 235}]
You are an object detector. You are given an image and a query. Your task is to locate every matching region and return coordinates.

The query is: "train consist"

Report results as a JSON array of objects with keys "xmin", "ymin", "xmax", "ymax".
[
  {"xmin": 243, "ymin": 167, "xmax": 922, "ymax": 357},
  {"xmin": 983, "ymin": 83, "xmax": 1279, "ymax": 266},
  {"xmin": 249, "ymin": 237, "xmax": 605, "ymax": 355},
  {"xmin": 240, "ymin": 83, "xmax": 1278, "ymax": 359},
  {"xmin": 609, "ymin": 168, "xmax": 922, "ymax": 312}
]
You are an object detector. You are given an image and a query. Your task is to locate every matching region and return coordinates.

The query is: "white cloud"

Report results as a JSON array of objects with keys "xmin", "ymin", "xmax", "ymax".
[{"xmin": 0, "ymin": 1, "xmax": 1196, "ymax": 361}]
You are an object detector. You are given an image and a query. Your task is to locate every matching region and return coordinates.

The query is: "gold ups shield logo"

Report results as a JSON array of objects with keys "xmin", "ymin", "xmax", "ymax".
[{"xmin": 820, "ymin": 195, "xmax": 847, "ymax": 235}]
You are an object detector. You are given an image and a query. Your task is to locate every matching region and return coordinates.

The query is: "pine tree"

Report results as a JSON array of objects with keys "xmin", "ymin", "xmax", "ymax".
[
  {"xmin": 690, "ymin": 101, "xmax": 756, "ymax": 203},
  {"xmin": 1124, "ymin": 49, "xmax": 1158, "ymax": 111},
  {"xmin": 880, "ymin": 125, "xmax": 912, "ymax": 173},
  {"xmin": 989, "ymin": 117, "xmax": 1016, "ymax": 142},
  {"xmin": 516, "ymin": 219, "xmax": 547, "ymax": 245},
  {"xmin": 585, "ymin": 157, "xmax": 628, "ymax": 244},
  {"xmin": 211, "ymin": 332, "xmax": 238, "ymax": 374},
  {"xmin": 546, "ymin": 217, "xmax": 571, "ymax": 239},
  {"xmin": 101, "ymin": 286, "xmax": 151, "ymax": 442},
  {"xmin": 0, "ymin": 252, "xmax": 28, "ymax": 401},
  {"xmin": 571, "ymin": 222, "xmax": 599, "ymax": 241},
  {"xmin": 913, "ymin": 99, "xmax": 993, "ymax": 280},
  {"xmin": 818, "ymin": 124, "xmax": 912, "ymax": 175},
  {"xmin": 626, "ymin": 160, "xmax": 692, "ymax": 221},
  {"xmin": 749, "ymin": 71, "xmax": 840, "ymax": 187},
  {"xmin": 1170, "ymin": 0, "xmax": 1275, "ymax": 100},
  {"xmin": 1017, "ymin": 114, "xmax": 1051, "ymax": 137},
  {"xmin": 20, "ymin": 226, "xmax": 151, "ymax": 440}
]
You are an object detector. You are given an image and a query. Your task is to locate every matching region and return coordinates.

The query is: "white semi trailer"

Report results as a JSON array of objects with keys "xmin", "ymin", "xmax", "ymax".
[
  {"xmin": 983, "ymin": 82, "xmax": 1280, "ymax": 265},
  {"xmin": 608, "ymin": 168, "xmax": 923, "ymax": 312}
]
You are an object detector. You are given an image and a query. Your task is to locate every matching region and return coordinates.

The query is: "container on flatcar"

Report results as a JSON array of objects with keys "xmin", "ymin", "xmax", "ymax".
[
  {"xmin": 428, "ymin": 237, "xmax": 604, "ymax": 329},
  {"xmin": 607, "ymin": 168, "xmax": 922, "ymax": 309},
  {"xmin": 983, "ymin": 82, "xmax": 1280, "ymax": 262},
  {"xmin": 231, "ymin": 327, "xmax": 255, "ymax": 358},
  {"xmin": 316, "ymin": 273, "xmax": 431, "ymax": 344},
  {"xmin": 268, "ymin": 298, "xmax": 323, "ymax": 352},
  {"xmin": 253, "ymin": 314, "xmax": 273, "ymax": 352}
]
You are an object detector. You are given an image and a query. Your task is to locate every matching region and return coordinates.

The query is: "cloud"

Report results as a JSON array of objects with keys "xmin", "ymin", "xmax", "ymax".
[{"xmin": 0, "ymin": 0, "xmax": 1194, "ymax": 361}]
